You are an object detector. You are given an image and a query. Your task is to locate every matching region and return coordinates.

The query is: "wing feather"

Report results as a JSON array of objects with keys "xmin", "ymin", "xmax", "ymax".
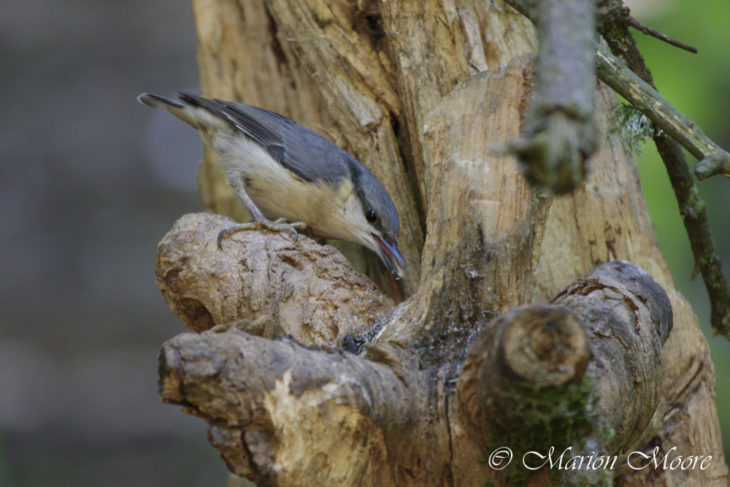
[{"xmin": 211, "ymin": 98, "xmax": 351, "ymax": 184}]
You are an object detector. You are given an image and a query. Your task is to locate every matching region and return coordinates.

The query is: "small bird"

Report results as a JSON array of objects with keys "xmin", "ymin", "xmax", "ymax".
[{"xmin": 138, "ymin": 92, "xmax": 406, "ymax": 278}]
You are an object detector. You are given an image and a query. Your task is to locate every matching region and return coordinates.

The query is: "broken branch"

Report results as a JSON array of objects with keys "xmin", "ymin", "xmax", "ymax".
[
  {"xmin": 506, "ymin": 0, "xmax": 730, "ymax": 338},
  {"xmin": 597, "ymin": 5, "xmax": 730, "ymax": 337},
  {"xmin": 507, "ymin": 0, "xmax": 598, "ymax": 194},
  {"xmin": 595, "ymin": 45, "xmax": 730, "ymax": 179},
  {"xmin": 159, "ymin": 329, "xmax": 432, "ymax": 484}
]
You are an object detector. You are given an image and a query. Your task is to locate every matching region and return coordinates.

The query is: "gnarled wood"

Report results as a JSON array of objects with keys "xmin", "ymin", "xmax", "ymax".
[
  {"xmin": 153, "ymin": 1, "xmax": 728, "ymax": 485},
  {"xmin": 158, "ymin": 253, "xmax": 670, "ymax": 486},
  {"xmin": 156, "ymin": 213, "xmax": 392, "ymax": 344}
]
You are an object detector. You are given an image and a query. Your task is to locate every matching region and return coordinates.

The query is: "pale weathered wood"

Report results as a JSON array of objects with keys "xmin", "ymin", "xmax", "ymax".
[
  {"xmin": 156, "ymin": 241, "xmax": 671, "ymax": 486},
  {"xmin": 153, "ymin": 1, "xmax": 729, "ymax": 485},
  {"xmin": 159, "ymin": 330, "xmax": 433, "ymax": 485},
  {"xmin": 458, "ymin": 261, "xmax": 671, "ymax": 486},
  {"xmin": 191, "ymin": 0, "xmax": 423, "ymax": 296},
  {"xmin": 535, "ymin": 82, "xmax": 727, "ymax": 487},
  {"xmin": 458, "ymin": 304, "xmax": 592, "ymax": 441},
  {"xmin": 155, "ymin": 213, "xmax": 392, "ymax": 343}
]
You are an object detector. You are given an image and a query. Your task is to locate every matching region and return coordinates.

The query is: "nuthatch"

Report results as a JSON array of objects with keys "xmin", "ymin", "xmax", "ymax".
[{"xmin": 138, "ymin": 92, "xmax": 406, "ymax": 278}]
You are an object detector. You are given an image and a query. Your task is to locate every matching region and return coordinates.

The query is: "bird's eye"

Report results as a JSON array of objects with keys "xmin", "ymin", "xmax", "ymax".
[{"xmin": 365, "ymin": 209, "xmax": 378, "ymax": 223}]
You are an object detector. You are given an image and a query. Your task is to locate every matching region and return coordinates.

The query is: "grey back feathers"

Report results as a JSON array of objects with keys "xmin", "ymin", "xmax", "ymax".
[{"xmin": 137, "ymin": 91, "xmax": 400, "ymax": 236}]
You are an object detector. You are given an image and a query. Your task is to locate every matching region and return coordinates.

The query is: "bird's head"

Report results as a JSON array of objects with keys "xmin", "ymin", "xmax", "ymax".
[{"xmin": 343, "ymin": 163, "xmax": 406, "ymax": 279}]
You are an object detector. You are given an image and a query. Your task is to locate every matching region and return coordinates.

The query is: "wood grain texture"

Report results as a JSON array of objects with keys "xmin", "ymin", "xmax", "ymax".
[
  {"xmin": 152, "ymin": 1, "xmax": 730, "ymax": 485},
  {"xmin": 156, "ymin": 213, "xmax": 392, "ymax": 344}
]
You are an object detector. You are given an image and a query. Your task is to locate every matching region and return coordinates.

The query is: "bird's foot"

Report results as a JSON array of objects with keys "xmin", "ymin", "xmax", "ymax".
[
  {"xmin": 266, "ymin": 218, "xmax": 308, "ymax": 239},
  {"xmin": 217, "ymin": 219, "xmax": 308, "ymax": 249}
]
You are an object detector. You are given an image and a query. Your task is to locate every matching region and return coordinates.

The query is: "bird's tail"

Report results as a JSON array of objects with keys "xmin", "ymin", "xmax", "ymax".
[{"xmin": 137, "ymin": 92, "xmax": 230, "ymax": 131}]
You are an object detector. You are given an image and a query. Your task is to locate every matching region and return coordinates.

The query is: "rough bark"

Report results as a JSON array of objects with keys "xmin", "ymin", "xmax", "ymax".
[{"xmin": 154, "ymin": 1, "xmax": 728, "ymax": 485}]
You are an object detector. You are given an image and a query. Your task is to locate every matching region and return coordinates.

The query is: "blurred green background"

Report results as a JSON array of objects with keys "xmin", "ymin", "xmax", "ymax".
[
  {"xmin": 0, "ymin": 0, "xmax": 727, "ymax": 486},
  {"xmin": 629, "ymin": 0, "xmax": 730, "ymax": 458}
]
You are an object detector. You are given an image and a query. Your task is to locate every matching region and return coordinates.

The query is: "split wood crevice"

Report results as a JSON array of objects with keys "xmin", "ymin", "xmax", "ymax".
[
  {"xmin": 154, "ymin": 57, "xmax": 726, "ymax": 485},
  {"xmin": 157, "ymin": 214, "xmax": 669, "ymax": 486}
]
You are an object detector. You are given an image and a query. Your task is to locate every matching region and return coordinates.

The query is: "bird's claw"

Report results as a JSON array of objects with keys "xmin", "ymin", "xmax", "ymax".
[
  {"xmin": 217, "ymin": 219, "xmax": 309, "ymax": 248},
  {"xmin": 270, "ymin": 218, "xmax": 307, "ymax": 240},
  {"xmin": 217, "ymin": 223, "xmax": 256, "ymax": 249},
  {"xmin": 263, "ymin": 219, "xmax": 307, "ymax": 241}
]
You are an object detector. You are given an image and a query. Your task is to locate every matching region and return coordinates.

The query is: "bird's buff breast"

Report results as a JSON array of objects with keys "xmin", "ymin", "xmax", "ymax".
[{"xmin": 215, "ymin": 134, "xmax": 360, "ymax": 242}]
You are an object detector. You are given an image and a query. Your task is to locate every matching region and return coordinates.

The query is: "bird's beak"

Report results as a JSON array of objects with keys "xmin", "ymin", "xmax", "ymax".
[{"xmin": 371, "ymin": 233, "xmax": 406, "ymax": 279}]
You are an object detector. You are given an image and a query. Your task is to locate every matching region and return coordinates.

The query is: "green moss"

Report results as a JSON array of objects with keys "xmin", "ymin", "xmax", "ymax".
[{"xmin": 485, "ymin": 366, "xmax": 613, "ymax": 486}]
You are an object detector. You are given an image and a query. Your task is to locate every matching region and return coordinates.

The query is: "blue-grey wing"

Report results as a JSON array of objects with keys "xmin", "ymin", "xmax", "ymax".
[
  {"xmin": 216, "ymin": 100, "xmax": 352, "ymax": 184},
  {"xmin": 177, "ymin": 93, "xmax": 401, "ymax": 235}
]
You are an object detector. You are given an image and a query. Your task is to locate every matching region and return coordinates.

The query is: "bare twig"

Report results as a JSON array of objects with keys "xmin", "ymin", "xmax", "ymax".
[
  {"xmin": 505, "ymin": 0, "xmax": 730, "ymax": 338},
  {"xmin": 597, "ymin": 4, "xmax": 730, "ymax": 337},
  {"xmin": 695, "ymin": 151, "xmax": 730, "ymax": 179},
  {"xmin": 508, "ymin": 0, "xmax": 730, "ymax": 179},
  {"xmin": 595, "ymin": 45, "xmax": 730, "ymax": 174},
  {"xmin": 598, "ymin": 1, "xmax": 698, "ymax": 53},
  {"xmin": 598, "ymin": 0, "xmax": 697, "ymax": 54},
  {"xmin": 625, "ymin": 15, "xmax": 698, "ymax": 54}
]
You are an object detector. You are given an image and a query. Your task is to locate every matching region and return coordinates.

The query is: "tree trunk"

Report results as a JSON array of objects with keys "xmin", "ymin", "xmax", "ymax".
[{"xmin": 155, "ymin": 1, "xmax": 728, "ymax": 485}]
